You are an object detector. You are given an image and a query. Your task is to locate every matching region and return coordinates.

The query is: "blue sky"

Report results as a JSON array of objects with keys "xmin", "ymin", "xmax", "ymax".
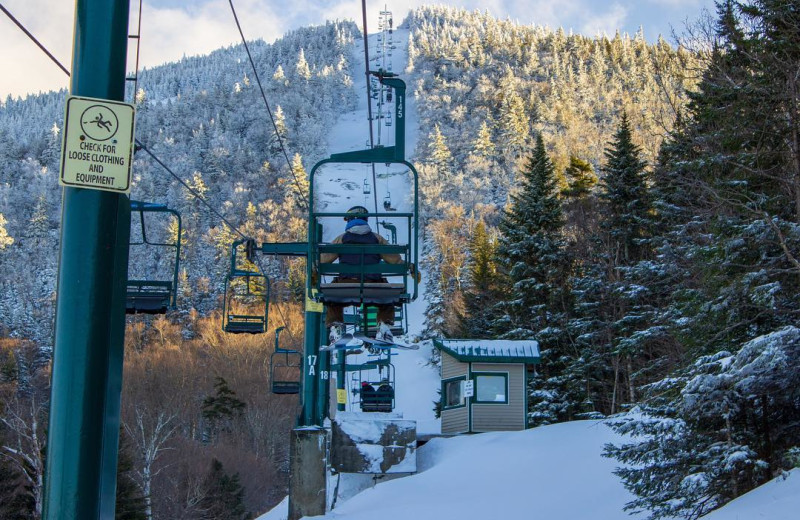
[{"xmin": 0, "ymin": 0, "xmax": 716, "ymax": 100}]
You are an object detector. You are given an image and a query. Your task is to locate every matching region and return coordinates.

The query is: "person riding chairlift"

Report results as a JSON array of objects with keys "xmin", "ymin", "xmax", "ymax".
[{"xmin": 321, "ymin": 206, "xmax": 403, "ymax": 344}]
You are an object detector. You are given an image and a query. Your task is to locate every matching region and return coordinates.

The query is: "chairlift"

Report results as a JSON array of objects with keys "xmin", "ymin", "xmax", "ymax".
[
  {"xmin": 382, "ymin": 195, "xmax": 394, "ymax": 212},
  {"xmin": 270, "ymin": 326, "xmax": 302, "ymax": 394},
  {"xmin": 222, "ymin": 239, "xmax": 269, "ymax": 334},
  {"xmin": 126, "ymin": 201, "xmax": 181, "ymax": 314},
  {"xmin": 363, "ymin": 179, "xmax": 371, "ymax": 195},
  {"xmin": 307, "ymin": 70, "xmax": 418, "ymax": 320},
  {"xmin": 351, "ymin": 355, "xmax": 395, "ymax": 412}
]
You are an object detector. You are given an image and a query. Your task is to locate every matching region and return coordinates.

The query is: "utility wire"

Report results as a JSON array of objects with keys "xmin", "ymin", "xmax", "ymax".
[
  {"xmin": 135, "ymin": 140, "xmax": 249, "ymax": 240},
  {"xmin": 227, "ymin": 0, "xmax": 309, "ymax": 212},
  {"xmin": 0, "ymin": 3, "xmax": 70, "ymax": 77},
  {"xmin": 4, "ymin": 7, "xmax": 303, "ymax": 342},
  {"xmin": 360, "ymin": 0, "xmax": 380, "ymax": 221}
]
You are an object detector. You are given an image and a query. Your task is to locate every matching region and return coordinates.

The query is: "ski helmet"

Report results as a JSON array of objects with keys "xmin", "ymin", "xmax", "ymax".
[{"xmin": 344, "ymin": 205, "xmax": 369, "ymax": 221}]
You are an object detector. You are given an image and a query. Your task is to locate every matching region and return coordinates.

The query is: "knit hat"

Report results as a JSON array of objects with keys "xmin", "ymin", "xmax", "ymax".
[{"xmin": 345, "ymin": 218, "xmax": 369, "ymax": 231}]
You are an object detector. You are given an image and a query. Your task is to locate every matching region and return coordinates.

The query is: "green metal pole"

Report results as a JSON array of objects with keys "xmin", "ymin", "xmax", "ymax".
[
  {"xmin": 43, "ymin": 1, "xmax": 131, "ymax": 519},
  {"xmin": 315, "ymin": 320, "xmax": 330, "ymax": 423},
  {"xmin": 301, "ymin": 309, "xmax": 322, "ymax": 426}
]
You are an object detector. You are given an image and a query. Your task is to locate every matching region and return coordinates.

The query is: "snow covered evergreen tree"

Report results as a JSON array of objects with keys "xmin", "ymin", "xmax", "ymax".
[
  {"xmin": 607, "ymin": 2, "xmax": 800, "ymax": 517},
  {"xmin": 494, "ymin": 135, "xmax": 579, "ymax": 424}
]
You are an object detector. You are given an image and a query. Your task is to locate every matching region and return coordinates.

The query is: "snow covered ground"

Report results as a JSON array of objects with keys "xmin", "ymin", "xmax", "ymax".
[
  {"xmin": 258, "ymin": 419, "xmax": 800, "ymax": 520},
  {"xmin": 256, "ymin": 24, "xmax": 800, "ymax": 520}
]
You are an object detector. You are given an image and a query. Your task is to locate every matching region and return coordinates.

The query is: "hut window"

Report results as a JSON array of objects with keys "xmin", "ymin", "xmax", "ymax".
[
  {"xmin": 443, "ymin": 378, "xmax": 465, "ymax": 408},
  {"xmin": 474, "ymin": 373, "xmax": 508, "ymax": 403}
]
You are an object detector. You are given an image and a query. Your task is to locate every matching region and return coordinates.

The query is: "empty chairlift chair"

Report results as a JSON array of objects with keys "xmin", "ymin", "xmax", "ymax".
[
  {"xmin": 126, "ymin": 201, "xmax": 182, "ymax": 314},
  {"xmin": 270, "ymin": 326, "xmax": 302, "ymax": 395},
  {"xmin": 222, "ymin": 239, "xmax": 269, "ymax": 334}
]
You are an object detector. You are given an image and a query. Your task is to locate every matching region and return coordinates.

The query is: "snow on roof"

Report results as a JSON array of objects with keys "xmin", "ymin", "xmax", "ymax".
[{"xmin": 435, "ymin": 339, "xmax": 540, "ymax": 363}]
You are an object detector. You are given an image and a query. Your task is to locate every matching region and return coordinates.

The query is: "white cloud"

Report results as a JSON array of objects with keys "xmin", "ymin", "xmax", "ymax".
[
  {"xmin": 580, "ymin": 3, "xmax": 629, "ymax": 38},
  {"xmin": 0, "ymin": 0, "xmax": 715, "ymax": 100}
]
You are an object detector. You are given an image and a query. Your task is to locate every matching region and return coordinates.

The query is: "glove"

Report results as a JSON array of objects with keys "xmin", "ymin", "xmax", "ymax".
[{"xmin": 409, "ymin": 263, "xmax": 422, "ymax": 284}]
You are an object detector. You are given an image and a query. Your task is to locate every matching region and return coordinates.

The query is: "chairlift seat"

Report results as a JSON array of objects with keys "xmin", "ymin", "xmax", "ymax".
[
  {"xmin": 319, "ymin": 282, "xmax": 407, "ymax": 304},
  {"xmin": 224, "ymin": 315, "xmax": 266, "ymax": 334},
  {"xmin": 272, "ymin": 381, "xmax": 301, "ymax": 394},
  {"xmin": 360, "ymin": 385, "xmax": 394, "ymax": 412},
  {"xmin": 126, "ymin": 280, "xmax": 172, "ymax": 314}
]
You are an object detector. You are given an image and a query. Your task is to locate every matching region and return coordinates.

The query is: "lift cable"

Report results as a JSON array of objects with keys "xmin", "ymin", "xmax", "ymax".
[
  {"xmin": 360, "ymin": 0, "xmax": 380, "ymax": 220},
  {"xmin": 227, "ymin": 0, "xmax": 309, "ymax": 212},
  {"xmin": 135, "ymin": 141, "xmax": 248, "ymax": 240},
  {"xmin": 4, "ymin": 9, "xmax": 301, "ymax": 343},
  {"xmin": 0, "ymin": 3, "xmax": 71, "ymax": 77}
]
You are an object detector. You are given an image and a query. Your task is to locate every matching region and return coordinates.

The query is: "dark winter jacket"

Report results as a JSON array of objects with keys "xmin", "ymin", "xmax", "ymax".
[{"xmin": 320, "ymin": 219, "xmax": 402, "ymax": 282}]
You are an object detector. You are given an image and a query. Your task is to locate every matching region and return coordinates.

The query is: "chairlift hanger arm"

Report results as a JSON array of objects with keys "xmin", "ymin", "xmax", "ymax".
[{"xmin": 130, "ymin": 202, "xmax": 182, "ymax": 247}]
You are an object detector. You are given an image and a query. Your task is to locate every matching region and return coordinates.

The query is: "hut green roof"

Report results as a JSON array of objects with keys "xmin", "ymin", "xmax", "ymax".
[{"xmin": 434, "ymin": 339, "xmax": 540, "ymax": 364}]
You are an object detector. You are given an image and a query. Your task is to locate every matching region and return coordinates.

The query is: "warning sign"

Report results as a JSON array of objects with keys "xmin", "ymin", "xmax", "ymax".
[
  {"xmin": 305, "ymin": 289, "xmax": 324, "ymax": 313},
  {"xmin": 59, "ymin": 96, "xmax": 135, "ymax": 193}
]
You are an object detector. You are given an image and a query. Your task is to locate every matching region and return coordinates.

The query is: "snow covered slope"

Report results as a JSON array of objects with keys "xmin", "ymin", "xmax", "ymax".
[
  {"xmin": 259, "ymin": 419, "xmax": 800, "ymax": 520},
  {"xmin": 700, "ymin": 468, "xmax": 800, "ymax": 520}
]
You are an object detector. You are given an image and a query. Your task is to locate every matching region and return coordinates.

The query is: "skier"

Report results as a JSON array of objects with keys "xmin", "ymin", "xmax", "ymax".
[
  {"xmin": 360, "ymin": 381, "xmax": 377, "ymax": 408},
  {"xmin": 321, "ymin": 206, "xmax": 403, "ymax": 344},
  {"xmin": 376, "ymin": 378, "xmax": 394, "ymax": 408}
]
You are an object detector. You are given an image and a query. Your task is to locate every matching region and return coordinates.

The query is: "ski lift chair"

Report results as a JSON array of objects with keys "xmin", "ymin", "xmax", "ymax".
[
  {"xmin": 270, "ymin": 326, "xmax": 301, "ymax": 394},
  {"xmin": 354, "ymin": 360, "xmax": 396, "ymax": 412},
  {"xmin": 222, "ymin": 240, "xmax": 269, "ymax": 334},
  {"xmin": 307, "ymin": 70, "xmax": 419, "ymax": 314},
  {"xmin": 126, "ymin": 201, "xmax": 182, "ymax": 314}
]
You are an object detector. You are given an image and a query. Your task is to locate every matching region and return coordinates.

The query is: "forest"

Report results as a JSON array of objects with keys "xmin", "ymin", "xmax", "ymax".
[{"xmin": 1, "ymin": 1, "xmax": 799, "ymax": 519}]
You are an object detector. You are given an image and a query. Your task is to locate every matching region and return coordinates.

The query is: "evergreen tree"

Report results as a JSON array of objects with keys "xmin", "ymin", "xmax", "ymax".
[
  {"xmin": 295, "ymin": 49, "xmax": 312, "ymax": 81},
  {"xmin": 0, "ymin": 214, "xmax": 13, "ymax": 250},
  {"xmin": 427, "ymin": 124, "xmax": 453, "ymax": 178},
  {"xmin": 599, "ymin": 112, "xmax": 652, "ymax": 264},
  {"xmin": 0, "ymin": 457, "xmax": 35, "ymax": 519},
  {"xmin": 496, "ymin": 134, "xmax": 570, "ymax": 336},
  {"xmin": 459, "ymin": 220, "xmax": 499, "ymax": 337},
  {"xmin": 198, "ymin": 459, "xmax": 249, "ymax": 520},
  {"xmin": 567, "ymin": 114, "xmax": 657, "ymax": 415},
  {"xmin": 562, "ymin": 156, "xmax": 597, "ymax": 198},
  {"xmin": 472, "ymin": 121, "xmax": 495, "ymax": 160},
  {"xmin": 202, "ymin": 377, "xmax": 246, "ymax": 442},
  {"xmin": 26, "ymin": 195, "xmax": 51, "ymax": 241},
  {"xmin": 495, "ymin": 134, "xmax": 579, "ymax": 424},
  {"xmin": 115, "ymin": 430, "xmax": 147, "ymax": 520},
  {"xmin": 607, "ymin": 2, "xmax": 800, "ymax": 516}
]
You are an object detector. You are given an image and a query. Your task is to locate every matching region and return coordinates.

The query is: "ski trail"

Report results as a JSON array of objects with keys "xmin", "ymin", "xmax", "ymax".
[{"xmin": 313, "ymin": 27, "xmax": 439, "ymax": 434}]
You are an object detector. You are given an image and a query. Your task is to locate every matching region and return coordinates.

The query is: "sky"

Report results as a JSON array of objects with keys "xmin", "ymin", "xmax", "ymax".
[{"xmin": 0, "ymin": 0, "xmax": 716, "ymax": 100}]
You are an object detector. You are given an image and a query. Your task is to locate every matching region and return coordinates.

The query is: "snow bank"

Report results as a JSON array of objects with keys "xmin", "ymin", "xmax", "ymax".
[
  {"xmin": 317, "ymin": 420, "xmax": 649, "ymax": 520},
  {"xmin": 700, "ymin": 468, "xmax": 800, "ymax": 520}
]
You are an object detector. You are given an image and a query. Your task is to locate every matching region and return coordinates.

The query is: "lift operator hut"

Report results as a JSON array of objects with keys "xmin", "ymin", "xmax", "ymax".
[{"xmin": 435, "ymin": 339, "xmax": 540, "ymax": 434}]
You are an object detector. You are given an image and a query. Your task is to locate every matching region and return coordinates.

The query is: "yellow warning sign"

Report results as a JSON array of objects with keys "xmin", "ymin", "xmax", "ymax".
[
  {"xmin": 305, "ymin": 289, "xmax": 324, "ymax": 313},
  {"xmin": 59, "ymin": 95, "xmax": 135, "ymax": 193},
  {"xmin": 337, "ymin": 388, "xmax": 347, "ymax": 404}
]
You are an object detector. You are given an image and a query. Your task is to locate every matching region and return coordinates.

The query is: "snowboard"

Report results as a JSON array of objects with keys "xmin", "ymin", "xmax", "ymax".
[
  {"xmin": 320, "ymin": 333, "xmax": 364, "ymax": 352},
  {"xmin": 352, "ymin": 332, "xmax": 419, "ymax": 350}
]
